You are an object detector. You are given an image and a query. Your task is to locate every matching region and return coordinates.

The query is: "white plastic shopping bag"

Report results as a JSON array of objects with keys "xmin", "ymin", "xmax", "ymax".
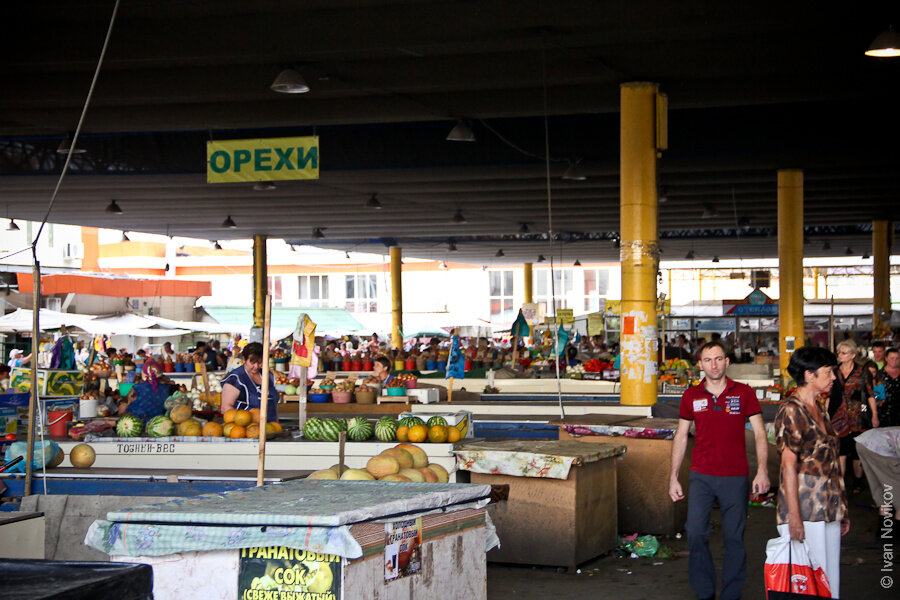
[{"xmin": 764, "ymin": 534, "xmax": 832, "ymax": 598}]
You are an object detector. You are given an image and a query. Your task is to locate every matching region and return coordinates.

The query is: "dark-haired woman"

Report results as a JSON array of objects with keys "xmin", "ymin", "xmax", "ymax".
[
  {"xmin": 879, "ymin": 348, "xmax": 900, "ymax": 428},
  {"xmin": 774, "ymin": 346, "xmax": 848, "ymax": 598},
  {"xmin": 220, "ymin": 342, "xmax": 279, "ymax": 422}
]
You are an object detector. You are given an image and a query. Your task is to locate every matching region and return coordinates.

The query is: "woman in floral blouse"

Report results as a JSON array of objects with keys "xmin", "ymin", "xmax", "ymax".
[
  {"xmin": 829, "ymin": 340, "xmax": 879, "ymax": 482},
  {"xmin": 776, "ymin": 346, "xmax": 849, "ymax": 598}
]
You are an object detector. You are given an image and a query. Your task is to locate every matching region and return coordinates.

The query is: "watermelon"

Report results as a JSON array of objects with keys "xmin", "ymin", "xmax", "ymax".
[
  {"xmin": 146, "ymin": 415, "xmax": 175, "ymax": 437},
  {"xmin": 116, "ymin": 414, "xmax": 143, "ymax": 437},
  {"xmin": 346, "ymin": 417, "xmax": 373, "ymax": 441},
  {"xmin": 399, "ymin": 416, "xmax": 425, "ymax": 428},
  {"xmin": 427, "ymin": 416, "xmax": 448, "ymax": 428},
  {"xmin": 303, "ymin": 417, "xmax": 324, "ymax": 441},
  {"xmin": 320, "ymin": 419, "xmax": 342, "ymax": 442},
  {"xmin": 336, "ymin": 418, "xmax": 348, "ymax": 432},
  {"xmin": 374, "ymin": 418, "xmax": 398, "ymax": 442}
]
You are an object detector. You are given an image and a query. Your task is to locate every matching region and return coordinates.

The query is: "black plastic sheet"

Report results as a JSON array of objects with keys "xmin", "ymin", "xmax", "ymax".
[{"xmin": 0, "ymin": 559, "xmax": 153, "ymax": 600}]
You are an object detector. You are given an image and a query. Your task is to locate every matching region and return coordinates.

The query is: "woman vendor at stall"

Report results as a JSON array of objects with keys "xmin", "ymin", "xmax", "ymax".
[
  {"xmin": 118, "ymin": 359, "xmax": 170, "ymax": 420},
  {"xmin": 371, "ymin": 355, "xmax": 395, "ymax": 385},
  {"xmin": 220, "ymin": 342, "xmax": 278, "ymax": 422}
]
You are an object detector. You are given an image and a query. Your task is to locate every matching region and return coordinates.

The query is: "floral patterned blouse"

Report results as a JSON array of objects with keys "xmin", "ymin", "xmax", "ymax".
[
  {"xmin": 774, "ymin": 394, "xmax": 848, "ymax": 525},
  {"xmin": 830, "ymin": 363, "xmax": 872, "ymax": 436}
]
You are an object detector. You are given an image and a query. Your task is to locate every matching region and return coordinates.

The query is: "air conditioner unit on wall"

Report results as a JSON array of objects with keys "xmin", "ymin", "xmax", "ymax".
[
  {"xmin": 63, "ymin": 243, "xmax": 84, "ymax": 259},
  {"xmin": 45, "ymin": 297, "xmax": 61, "ymax": 312}
]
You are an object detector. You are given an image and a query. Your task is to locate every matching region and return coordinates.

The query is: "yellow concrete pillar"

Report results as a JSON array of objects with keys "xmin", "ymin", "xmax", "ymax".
[
  {"xmin": 390, "ymin": 246, "xmax": 403, "ymax": 349},
  {"xmin": 523, "ymin": 263, "xmax": 533, "ymax": 304},
  {"xmin": 252, "ymin": 235, "xmax": 267, "ymax": 328},
  {"xmin": 620, "ymin": 82, "xmax": 661, "ymax": 406},
  {"xmin": 777, "ymin": 170, "xmax": 805, "ymax": 380},
  {"xmin": 873, "ymin": 220, "xmax": 891, "ymax": 338}
]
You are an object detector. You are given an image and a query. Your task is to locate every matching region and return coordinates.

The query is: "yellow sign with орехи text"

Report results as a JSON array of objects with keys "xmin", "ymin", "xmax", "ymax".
[{"xmin": 206, "ymin": 136, "xmax": 319, "ymax": 183}]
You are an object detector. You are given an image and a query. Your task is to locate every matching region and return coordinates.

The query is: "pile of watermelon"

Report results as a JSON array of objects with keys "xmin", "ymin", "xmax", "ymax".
[
  {"xmin": 116, "ymin": 414, "xmax": 143, "ymax": 437},
  {"xmin": 302, "ymin": 416, "xmax": 400, "ymax": 442}
]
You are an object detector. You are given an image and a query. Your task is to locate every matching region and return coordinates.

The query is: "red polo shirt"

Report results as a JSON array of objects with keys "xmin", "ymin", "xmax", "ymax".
[{"xmin": 679, "ymin": 377, "xmax": 761, "ymax": 476}]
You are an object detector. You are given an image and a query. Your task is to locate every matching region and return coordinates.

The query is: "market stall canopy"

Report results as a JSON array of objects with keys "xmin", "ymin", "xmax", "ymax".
[
  {"xmin": 202, "ymin": 305, "xmax": 364, "ymax": 340},
  {"xmin": 349, "ymin": 312, "xmax": 492, "ymax": 340},
  {"xmin": 0, "ymin": 308, "xmax": 100, "ymax": 334},
  {"xmin": 0, "ymin": 309, "xmax": 229, "ymax": 337}
]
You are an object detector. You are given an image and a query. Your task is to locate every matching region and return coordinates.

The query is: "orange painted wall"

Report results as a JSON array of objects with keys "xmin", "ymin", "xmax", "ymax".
[{"xmin": 81, "ymin": 227, "xmax": 99, "ymax": 271}]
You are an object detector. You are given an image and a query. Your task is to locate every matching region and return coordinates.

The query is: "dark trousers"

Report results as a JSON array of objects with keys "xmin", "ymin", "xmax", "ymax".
[{"xmin": 686, "ymin": 471, "xmax": 750, "ymax": 600}]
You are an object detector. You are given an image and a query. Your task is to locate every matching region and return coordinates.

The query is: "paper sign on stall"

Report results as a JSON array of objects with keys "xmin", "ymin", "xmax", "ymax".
[
  {"xmin": 384, "ymin": 518, "xmax": 423, "ymax": 582},
  {"xmin": 237, "ymin": 546, "xmax": 342, "ymax": 599}
]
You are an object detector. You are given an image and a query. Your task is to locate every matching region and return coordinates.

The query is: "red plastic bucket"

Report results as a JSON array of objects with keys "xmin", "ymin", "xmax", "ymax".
[
  {"xmin": 405, "ymin": 359, "xmax": 416, "ymax": 370},
  {"xmin": 352, "ymin": 360, "xmax": 363, "ymax": 371},
  {"xmin": 48, "ymin": 410, "xmax": 73, "ymax": 437},
  {"xmin": 362, "ymin": 360, "xmax": 373, "ymax": 371}
]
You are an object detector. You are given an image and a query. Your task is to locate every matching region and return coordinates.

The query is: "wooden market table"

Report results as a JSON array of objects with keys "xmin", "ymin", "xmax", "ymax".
[
  {"xmin": 549, "ymin": 415, "xmax": 688, "ymax": 535},
  {"xmin": 454, "ymin": 439, "xmax": 626, "ymax": 569}
]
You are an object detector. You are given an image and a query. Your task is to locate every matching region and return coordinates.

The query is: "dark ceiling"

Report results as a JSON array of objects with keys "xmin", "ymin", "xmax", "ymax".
[{"xmin": 1, "ymin": 1, "xmax": 898, "ymax": 264}]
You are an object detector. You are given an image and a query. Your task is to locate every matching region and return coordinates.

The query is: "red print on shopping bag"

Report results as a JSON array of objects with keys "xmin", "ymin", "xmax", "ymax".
[{"xmin": 764, "ymin": 535, "xmax": 831, "ymax": 598}]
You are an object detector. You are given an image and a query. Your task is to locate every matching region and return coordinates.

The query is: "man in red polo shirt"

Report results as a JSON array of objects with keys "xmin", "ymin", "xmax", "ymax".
[{"xmin": 669, "ymin": 341, "xmax": 770, "ymax": 600}]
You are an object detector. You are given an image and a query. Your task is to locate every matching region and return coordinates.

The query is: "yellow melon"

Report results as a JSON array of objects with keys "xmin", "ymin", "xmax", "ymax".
[
  {"xmin": 395, "ymin": 444, "xmax": 428, "ymax": 468},
  {"xmin": 426, "ymin": 463, "xmax": 449, "ymax": 483},
  {"xmin": 202, "ymin": 421, "xmax": 223, "ymax": 437},
  {"xmin": 398, "ymin": 468, "xmax": 425, "ymax": 482},
  {"xmin": 366, "ymin": 455, "xmax": 400, "ymax": 479},
  {"xmin": 416, "ymin": 467, "xmax": 438, "ymax": 482},
  {"xmin": 69, "ymin": 444, "xmax": 94, "ymax": 468},
  {"xmin": 379, "ymin": 474, "xmax": 412, "ymax": 482},
  {"xmin": 381, "ymin": 447, "xmax": 413, "ymax": 469},
  {"xmin": 340, "ymin": 468, "xmax": 375, "ymax": 481},
  {"xmin": 169, "ymin": 404, "xmax": 192, "ymax": 424},
  {"xmin": 307, "ymin": 469, "xmax": 338, "ymax": 480},
  {"xmin": 177, "ymin": 419, "xmax": 199, "ymax": 436}
]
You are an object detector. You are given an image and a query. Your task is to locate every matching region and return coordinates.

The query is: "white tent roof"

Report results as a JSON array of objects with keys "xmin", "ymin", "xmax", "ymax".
[{"xmin": 0, "ymin": 309, "xmax": 237, "ymax": 337}]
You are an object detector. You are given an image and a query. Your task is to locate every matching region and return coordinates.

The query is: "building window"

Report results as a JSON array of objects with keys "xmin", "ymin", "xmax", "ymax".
[
  {"xmin": 535, "ymin": 268, "xmax": 574, "ymax": 311},
  {"xmin": 299, "ymin": 275, "xmax": 329, "ymax": 307},
  {"xmin": 584, "ymin": 268, "xmax": 610, "ymax": 312},
  {"xmin": 346, "ymin": 274, "xmax": 377, "ymax": 313},
  {"xmin": 489, "ymin": 270, "xmax": 515, "ymax": 322},
  {"xmin": 267, "ymin": 276, "xmax": 282, "ymax": 305}
]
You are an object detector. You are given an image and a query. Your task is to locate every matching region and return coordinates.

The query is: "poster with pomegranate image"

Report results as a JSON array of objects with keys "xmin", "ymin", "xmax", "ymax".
[{"xmin": 384, "ymin": 517, "xmax": 423, "ymax": 582}]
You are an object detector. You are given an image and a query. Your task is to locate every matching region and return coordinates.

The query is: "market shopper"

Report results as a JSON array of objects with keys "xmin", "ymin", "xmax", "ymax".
[
  {"xmin": 774, "ymin": 346, "xmax": 848, "ymax": 598},
  {"xmin": 7, "ymin": 349, "xmax": 31, "ymax": 368},
  {"xmin": 871, "ymin": 340, "xmax": 886, "ymax": 369},
  {"xmin": 220, "ymin": 342, "xmax": 279, "ymax": 422},
  {"xmin": 372, "ymin": 355, "xmax": 394, "ymax": 384},
  {"xmin": 829, "ymin": 340, "xmax": 879, "ymax": 488},
  {"xmin": 669, "ymin": 341, "xmax": 770, "ymax": 600},
  {"xmin": 879, "ymin": 348, "xmax": 900, "ymax": 427}
]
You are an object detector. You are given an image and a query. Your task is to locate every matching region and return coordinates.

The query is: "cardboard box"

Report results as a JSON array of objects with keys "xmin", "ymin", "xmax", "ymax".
[
  {"xmin": 399, "ymin": 410, "xmax": 473, "ymax": 438},
  {"xmin": 406, "ymin": 388, "xmax": 439, "ymax": 404}
]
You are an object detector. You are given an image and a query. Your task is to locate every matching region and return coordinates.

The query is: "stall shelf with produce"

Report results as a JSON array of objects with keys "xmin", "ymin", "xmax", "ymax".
[
  {"xmin": 454, "ymin": 439, "xmax": 625, "ymax": 569},
  {"xmin": 84, "ymin": 479, "xmax": 495, "ymax": 600},
  {"xmin": 51, "ymin": 439, "xmax": 463, "ymax": 482}
]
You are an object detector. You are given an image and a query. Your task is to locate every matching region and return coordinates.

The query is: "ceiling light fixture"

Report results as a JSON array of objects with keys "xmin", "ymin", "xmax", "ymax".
[
  {"xmin": 537, "ymin": 254, "xmax": 546, "ymax": 263},
  {"xmin": 823, "ymin": 241, "xmax": 831, "ymax": 251},
  {"xmin": 701, "ymin": 203, "xmax": 718, "ymax": 218},
  {"xmin": 712, "ymin": 255, "xmax": 720, "ymax": 263},
  {"xmin": 519, "ymin": 222, "xmax": 530, "ymax": 234},
  {"xmin": 121, "ymin": 231, "xmax": 130, "ymax": 242},
  {"xmin": 214, "ymin": 241, "xmax": 223, "ymax": 250},
  {"xmin": 56, "ymin": 132, "xmax": 86, "ymax": 154},
  {"xmin": 845, "ymin": 246, "xmax": 853, "ymax": 255},
  {"xmin": 253, "ymin": 181, "xmax": 277, "ymax": 191},
  {"xmin": 448, "ymin": 240, "xmax": 458, "ymax": 252},
  {"xmin": 313, "ymin": 228, "xmax": 325, "ymax": 239},
  {"xmin": 613, "ymin": 237, "xmax": 620, "ymax": 249},
  {"xmin": 495, "ymin": 249, "xmax": 505, "ymax": 258},
  {"xmin": 6, "ymin": 219, "xmax": 20, "ymax": 231},
  {"xmin": 452, "ymin": 209, "xmax": 466, "ymax": 224},
  {"xmin": 105, "ymin": 199, "xmax": 123, "ymax": 214},
  {"xmin": 438, "ymin": 261, "xmax": 448, "ymax": 270},
  {"xmin": 866, "ymin": 26, "xmax": 900, "ymax": 57},
  {"xmin": 562, "ymin": 159, "xmax": 587, "ymax": 181},
  {"xmin": 446, "ymin": 120, "xmax": 476, "ymax": 142},
  {"xmin": 737, "ymin": 216, "xmax": 751, "ymax": 229},
  {"xmin": 345, "ymin": 251, "xmax": 351, "ymax": 259},
  {"xmin": 222, "ymin": 215, "xmax": 237, "ymax": 228},
  {"xmin": 366, "ymin": 193, "xmax": 382, "ymax": 210},
  {"xmin": 685, "ymin": 250, "xmax": 695, "ymax": 260},
  {"xmin": 863, "ymin": 251, "xmax": 871, "ymax": 260},
  {"xmin": 270, "ymin": 69, "xmax": 310, "ymax": 93},
  {"xmin": 573, "ymin": 259, "xmax": 581, "ymax": 267}
]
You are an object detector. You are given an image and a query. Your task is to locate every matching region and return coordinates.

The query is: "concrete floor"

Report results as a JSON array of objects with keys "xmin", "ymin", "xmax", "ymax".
[{"xmin": 487, "ymin": 496, "xmax": 895, "ymax": 599}]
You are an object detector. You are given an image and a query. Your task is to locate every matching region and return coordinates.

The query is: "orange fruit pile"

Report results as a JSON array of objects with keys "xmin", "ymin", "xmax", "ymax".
[{"xmin": 407, "ymin": 424, "xmax": 427, "ymax": 443}]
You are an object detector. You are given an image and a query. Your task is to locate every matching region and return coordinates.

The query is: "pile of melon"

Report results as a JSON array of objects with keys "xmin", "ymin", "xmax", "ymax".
[{"xmin": 306, "ymin": 443, "xmax": 450, "ymax": 483}]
